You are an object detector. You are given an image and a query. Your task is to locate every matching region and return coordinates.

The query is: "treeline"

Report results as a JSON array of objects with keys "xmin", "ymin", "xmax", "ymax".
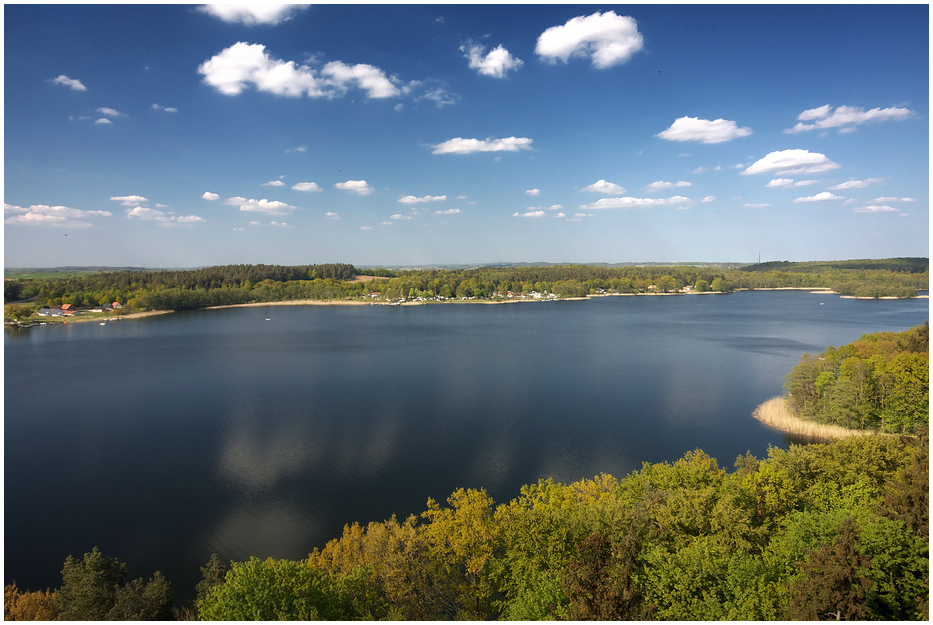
[
  {"xmin": 7, "ymin": 435, "xmax": 928, "ymax": 620},
  {"xmin": 784, "ymin": 323, "xmax": 929, "ymax": 435},
  {"xmin": 4, "ymin": 260, "xmax": 927, "ymax": 312},
  {"xmin": 742, "ymin": 258, "xmax": 929, "ymax": 274}
]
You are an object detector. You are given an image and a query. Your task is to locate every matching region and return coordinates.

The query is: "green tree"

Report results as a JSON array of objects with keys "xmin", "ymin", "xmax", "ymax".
[
  {"xmin": 4, "ymin": 303, "xmax": 34, "ymax": 324},
  {"xmin": 55, "ymin": 547, "xmax": 173, "ymax": 621},
  {"xmin": 785, "ymin": 517, "xmax": 873, "ymax": 620}
]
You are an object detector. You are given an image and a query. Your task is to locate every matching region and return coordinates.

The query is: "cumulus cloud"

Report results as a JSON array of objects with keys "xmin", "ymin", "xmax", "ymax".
[
  {"xmin": 700, "ymin": 196, "xmax": 715, "ymax": 203},
  {"xmin": 742, "ymin": 203, "xmax": 771, "ymax": 209},
  {"xmin": 126, "ymin": 206, "xmax": 203, "ymax": 226},
  {"xmin": 360, "ymin": 226, "xmax": 373, "ymax": 231},
  {"xmin": 202, "ymin": 192, "xmax": 220, "ymax": 201},
  {"xmin": 432, "ymin": 136, "xmax": 532, "ymax": 155},
  {"xmin": 743, "ymin": 149, "xmax": 841, "ymax": 176},
  {"xmin": 535, "ymin": 11, "xmax": 643, "ymax": 68},
  {"xmin": 152, "ymin": 103, "xmax": 178, "ymax": 113},
  {"xmin": 198, "ymin": 42, "xmax": 400, "ymax": 99},
  {"xmin": 197, "ymin": 4, "xmax": 310, "ymax": 26},
  {"xmin": 50, "ymin": 74, "xmax": 86, "ymax": 91},
  {"xmin": 643, "ymin": 180, "xmax": 691, "ymax": 193},
  {"xmin": 461, "ymin": 41, "xmax": 523, "ymax": 78},
  {"xmin": 435, "ymin": 208, "xmax": 461, "ymax": 215},
  {"xmin": 526, "ymin": 188, "xmax": 540, "ymax": 196},
  {"xmin": 872, "ymin": 196, "xmax": 915, "ymax": 203},
  {"xmin": 792, "ymin": 192, "xmax": 844, "ymax": 203},
  {"xmin": 399, "ymin": 194, "xmax": 446, "ymax": 204},
  {"xmin": 583, "ymin": 179, "xmax": 626, "ymax": 195},
  {"xmin": 580, "ymin": 196, "xmax": 690, "ymax": 210},
  {"xmin": 828, "ymin": 178, "xmax": 884, "ymax": 190},
  {"xmin": 389, "ymin": 214, "xmax": 412, "ymax": 220},
  {"xmin": 110, "ymin": 195, "xmax": 148, "ymax": 207},
  {"xmin": 334, "ymin": 180, "xmax": 374, "ymax": 195},
  {"xmin": 325, "ymin": 212, "xmax": 339, "ymax": 220},
  {"xmin": 514, "ymin": 210, "xmax": 546, "ymax": 218},
  {"xmin": 767, "ymin": 178, "xmax": 820, "ymax": 188},
  {"xmin": 4, "ymin": 203, "xmax": 111, "ymax": 227},
  {"xmin": 786, "ymin": 104, "xmax": 912, "ymax": 133},
  {"xmin": 223, "ymin": 196, "xmax": 298, "ymax": 215},
  {"xmin": 262, "ymin": 180, "xmax": 285, "ymax": 187},
  {"xmin": 94, "ymin": 118, "xmax": 112, "ymax": 125},
  {"xmin": 96, "ymin": 107, "xmax": 123, "ymax": 117},
  {"xmin": 854, "ymin": 205, "xmax": 900, "ymax": 213},
  {"xmin": 655, "ymin": 117, "xmax": 752, "ymax": 144},
  {"xmin": 291, "ymin": 182, "xmax": 321, "ymax": 192}
]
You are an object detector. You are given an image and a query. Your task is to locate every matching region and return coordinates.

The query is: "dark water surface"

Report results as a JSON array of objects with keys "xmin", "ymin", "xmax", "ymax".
[{"xmin": 5, "ymin": 291, "xmax": 928, "ymax": 601}]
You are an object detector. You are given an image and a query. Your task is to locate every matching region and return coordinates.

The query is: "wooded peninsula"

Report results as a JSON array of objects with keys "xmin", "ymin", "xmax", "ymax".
[{"xmin": 4, "ymin": 258, "xmax": 928, "ymax": 323}]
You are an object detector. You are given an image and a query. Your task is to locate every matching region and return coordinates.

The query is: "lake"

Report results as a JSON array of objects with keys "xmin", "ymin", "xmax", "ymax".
[{"xmin": 4, "ymin": 290, "xmax": 928, "ymax": 602}]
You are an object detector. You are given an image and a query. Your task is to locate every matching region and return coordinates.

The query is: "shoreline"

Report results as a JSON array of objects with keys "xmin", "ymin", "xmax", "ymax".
[
  {"xmin": 9, "ymin": 287, "xmax": 927, "ymax": 326},
  {"xmin": 752, "ymin": 396, "xmax": 886, "ymax": 440}
]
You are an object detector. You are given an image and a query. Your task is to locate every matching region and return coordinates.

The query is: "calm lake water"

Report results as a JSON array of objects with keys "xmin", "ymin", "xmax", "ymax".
[{"xmin": 4, "ymin": 290, "xmax": 928, "ymax": 602}]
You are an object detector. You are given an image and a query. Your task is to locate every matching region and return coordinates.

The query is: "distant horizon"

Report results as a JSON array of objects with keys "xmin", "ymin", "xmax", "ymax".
[
  {"xmin": 4, "ymin": 255, "xmax": 928, "ymax": 273},
  {"xmin": 5, "ymin": 5, "xmax": 928, "ymax": 267}
]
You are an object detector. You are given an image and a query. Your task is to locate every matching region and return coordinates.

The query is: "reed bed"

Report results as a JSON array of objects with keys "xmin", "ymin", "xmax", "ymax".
[{"xmin": 752, "ymin": 397, "xmax": 880, "ymax": 440}]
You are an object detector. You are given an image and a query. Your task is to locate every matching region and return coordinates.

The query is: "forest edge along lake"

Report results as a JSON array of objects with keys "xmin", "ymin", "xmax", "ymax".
[{"xmin": 4, "ymin": 289, "xmax": 929, "ymax": 606}]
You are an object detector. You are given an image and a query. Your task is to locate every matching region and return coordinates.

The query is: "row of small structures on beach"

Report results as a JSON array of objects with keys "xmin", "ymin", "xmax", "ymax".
[{"xmin": 36, "ymin": 302, "xmax": 123, "ymax": 317}]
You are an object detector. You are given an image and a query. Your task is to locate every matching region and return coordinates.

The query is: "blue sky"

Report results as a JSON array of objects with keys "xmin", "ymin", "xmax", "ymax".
[{"xmin": 4, "ymin": 4, "xmax": 929, "ymax": 268}]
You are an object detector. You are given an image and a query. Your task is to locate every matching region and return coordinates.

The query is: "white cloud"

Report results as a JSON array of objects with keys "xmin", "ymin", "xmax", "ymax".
[
  {"xmin": 418, "ymin": 84, "xmax": 459, "ymax": 108},
  {"xmin": 325, "ymin": 212, "xmax": 339, "ymax": 220},
  {"xmin": 202, "ymin": 192, "xmax": 220, "ymax": 201},
  {"xmin": 461, "ymin": 42, "xmax": 523, "ymax": 78},
  {"xmin": 514, "ymin": 210, "xmax": 546, "ymax": 218},
  {"xmin": 126, "ymin": 206, "xmax": 202, "ymax": 226},
  {"xmin": 110, "ymin": 195, "xmax": 148, "ymax": 207},
  {"xmin": 292, "ymin": 182, "xmax": 321, "ymax": 192},
  {"xmin": 743, "ymin": 149, "xmax": 841, "ymax": 176},
  {"xmin": 334, "ymin": 180, "xmax": 374, "ymax": 195},
  {"xmin": 94, "ymin": 118, "xmax": 112, "ymax": 125},
  {"xmin": 854, "ymin": 205, "xmax": 900, "ymax": 213},
  {"xmin": 871, "ymin": 196, "xmax": 915, "ymax": 203},
  {"xmin": 322, "ymin": 60, "xmax": 400, "ymax": 98},
  {"xmin": 828, "ymin": 178, "xmax": 884, "ymax": 190},
  {"xmin": 262, "ymin": 180, "xmax": 285, "ymax": 187},
  {"xmin": 270, "ymin": 221, "xmax": 289, "ymax": 227},
  {"xmin": 4, "ymin": 203, "xmax": 111, "ymax": 227},
  {"xmin": 198, "ymin": 42, "xmax": 400, "ymax": 99},
  {"xmin": 582, "ymin": 179, "xmax": 626, "ymax": 195},
  {"xmin": 643, "ymin": 180, "xmax": 691, "ymax": 193},
  {"xmin": 152, "ymin": 103, "xmax": 178, "ymax": 113},
  {"xmin": 767, "ymin": 178, "xmax": 794, "ymax": 188},
  {"xmin": 50, "ymin": 74, "xmax": 86, "ymax": 91},
  {"xmin": 655, "ymin": 117, "xmax": 752, "ymax": 144},
  {"xmin": 360, "ymin": 226, "xmax": 373, "ymax": 231},
  {"xmin": 700, "ymin": 196, "xmax": 715, "ymax": 203},
  {"xmin": 536, "ymin": 11, "xmax": 643, "ymax": 68},
  {"xmin": 432, "ymin": 136, "xmax": 532, "ymax": 155},
  {"xmin": 526, "ymin": 188, "xmax": 541, "ymax": 196},
  {"xmin": 741, "ymin": 203, "xmax": 771, "ymax": 209},
  {"xmin": 96, "ymin": 107, "xmax": 123, "ymax": 117},
  {"xmin": 792, "ymin": 192, "xmax": 844, "ymax": 203},
  {"xmin": 389, "ymin": 214, "xmax": 412, "ymax": 220},
  {"xmin": 399, "ymin": 194, "xmax": 447, "ymax": 204},
  {"xmin": 198, "ymin": 4, "xmax": 310, "ymax": 26},
  {"xmin": 786, "ymin": 104, "xmax": 912, "ymax": 133},
  {"xmin": 794, "ymin": 180, "xmax": 820, "ymax": 186},
  {"xmin": 223, "ymin": 196, "xmax": 298, "ymax": 215},
  {"xmin": 435, "ymin": 208, "xmax": 461, "ymax": 215},
  {"xmin": 581, "ymin": 196, "xmax": 691, "ymax": 210},
  {"xmin": 286, "ymin": 145, "xmax": 307, "ymax": 153}
]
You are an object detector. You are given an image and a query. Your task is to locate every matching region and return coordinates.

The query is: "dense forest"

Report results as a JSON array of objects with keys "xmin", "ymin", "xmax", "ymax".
[
  {"xmin": 5, "ymin": 434, "xmax": 928, "ymax": 620},
  {"xmin": 3, "ymin": 259, "xmax": 928, "ymax": 316},
  {"xmin": 783, "ymin": 323, "xmax": 929, "ymax": 435}
]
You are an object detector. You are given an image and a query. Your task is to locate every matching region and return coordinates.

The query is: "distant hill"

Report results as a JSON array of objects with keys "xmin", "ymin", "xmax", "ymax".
[{"xmin": 739, "ymin": 258, "xmax": 929, "ymax": 274}]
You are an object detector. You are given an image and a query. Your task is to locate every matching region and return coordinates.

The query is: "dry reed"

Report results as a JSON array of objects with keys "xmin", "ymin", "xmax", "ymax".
[{"xmin": 752, "ymin": 397, "xmax": 881, "ymax": 440}]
